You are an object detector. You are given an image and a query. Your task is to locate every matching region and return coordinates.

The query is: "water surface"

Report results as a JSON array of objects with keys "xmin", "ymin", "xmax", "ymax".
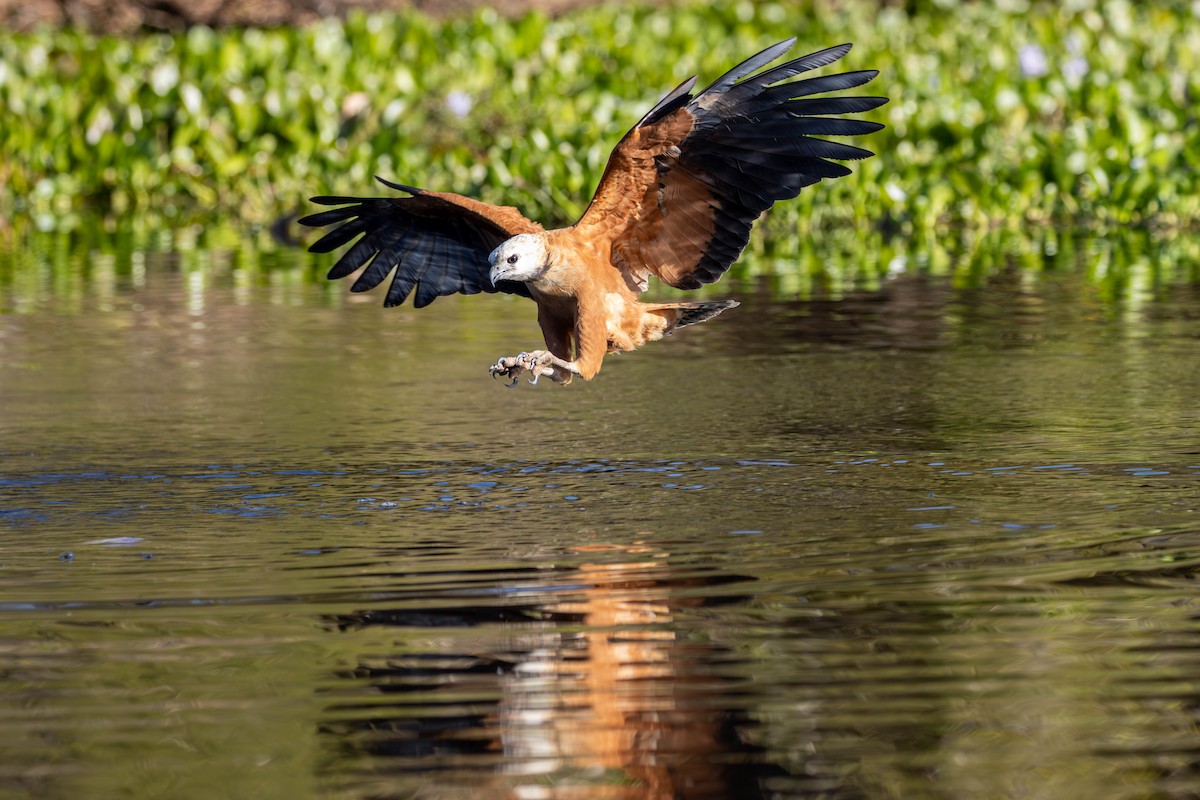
[{"xmin": 2, "ymin": 230, "xmax": 1199, "ymax": 798}]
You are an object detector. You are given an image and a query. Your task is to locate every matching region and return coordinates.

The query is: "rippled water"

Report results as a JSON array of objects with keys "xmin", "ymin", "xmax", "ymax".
[{"xmin": 2, "ymin": 230, "xmax": 1199, "ymax": 798}]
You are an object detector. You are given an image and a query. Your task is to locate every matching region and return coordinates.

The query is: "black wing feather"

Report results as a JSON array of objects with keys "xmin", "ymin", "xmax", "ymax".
[
  {"xmin": 694, "ymin": 38, "xmax": 798, "ymax": 98},
  {"xmin": 299, "ymin": 185, "xmax": 534, "ymax": 307},
  {"xmin": 786, "ymin": 96, "xmax": 890, "ymax": 116},
  {"xmin": 383, "ymin": 238, "xmax": 426, "ymax": 307},
  {"xmin": 349, "ymin": 226, "xmax": 406, "ymax": 294},
  {"xmin": 643, "ymin": 40, "xmax": 887, "ymax": 289},
  {"xmin": 708, "ymin": 43, "xmax": 854, "ymax": 110},
  {"xmin": 309, "ymin": 216, "xmax": 375, "ymax": 258},
  {"xmin": 719, "ymin": 118, "xmax": 885, "ymax": 138},
  {"xmin": 639, "ymin": 76, "xmax": 699, "ymax": 127}
]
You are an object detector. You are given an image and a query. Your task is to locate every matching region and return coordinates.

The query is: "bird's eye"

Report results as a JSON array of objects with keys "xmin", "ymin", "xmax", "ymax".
[{"xmin": 507, "ymin": 254, "xmax": 519, "ymax": 264}]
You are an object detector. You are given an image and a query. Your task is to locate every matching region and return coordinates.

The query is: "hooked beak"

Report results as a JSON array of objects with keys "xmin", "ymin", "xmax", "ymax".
[{"xmin": 487, "ymin": 247, "xmax": 504, "ymax": 284}]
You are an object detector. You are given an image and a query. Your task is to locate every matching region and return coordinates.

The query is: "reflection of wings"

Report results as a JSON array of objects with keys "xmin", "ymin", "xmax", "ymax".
[
  {"xmin": 299, "ymin": 178, "xmax": 542, "ymax": 307},
  {"xmin": 575, "ymin": 40, "xmax": 887, "ymax": 291}
]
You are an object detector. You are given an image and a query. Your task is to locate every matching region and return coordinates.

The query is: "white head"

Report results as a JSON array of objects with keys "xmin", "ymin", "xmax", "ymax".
[{"xmin": 488, "ymin": 233, "xmax": 549, "ymax": 284}]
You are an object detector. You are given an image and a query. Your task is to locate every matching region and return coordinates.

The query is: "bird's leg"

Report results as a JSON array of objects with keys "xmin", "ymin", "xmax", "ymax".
[
  {"xmin": 519, "ymin": 350, "xmax": 580, "ymax": 385},
  {"xmin": 488, "ymin": 350, "xmax": 579, "ymax": 386}
]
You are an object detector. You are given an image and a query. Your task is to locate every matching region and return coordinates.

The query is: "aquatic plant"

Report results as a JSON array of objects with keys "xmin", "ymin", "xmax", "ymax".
[{"xmin": 0, "ymin": 0, "xmax": 1196, "ymax": 236}]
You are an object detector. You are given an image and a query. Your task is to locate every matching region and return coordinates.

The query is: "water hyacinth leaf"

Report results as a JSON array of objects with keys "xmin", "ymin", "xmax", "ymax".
[{"xmin": 0, "ymin": 0, "xmax": 1196, "ymax": 237}]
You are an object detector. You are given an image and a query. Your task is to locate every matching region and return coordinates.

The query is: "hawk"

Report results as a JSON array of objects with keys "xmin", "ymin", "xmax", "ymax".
[{"xmin": 301, "ymin": 39, "xmax": 886, "ymax": 385}]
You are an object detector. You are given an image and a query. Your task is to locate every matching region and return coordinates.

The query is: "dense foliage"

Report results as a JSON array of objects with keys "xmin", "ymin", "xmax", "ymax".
[{"xmin": 0, "ymin": 0, "xmax": 1196, "ymax": 235}]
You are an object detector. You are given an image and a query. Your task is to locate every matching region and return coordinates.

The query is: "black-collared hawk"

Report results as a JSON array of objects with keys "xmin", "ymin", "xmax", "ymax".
[{"xmin": 301, "ymin": 39, "xmax": 887, "ymax": 386}]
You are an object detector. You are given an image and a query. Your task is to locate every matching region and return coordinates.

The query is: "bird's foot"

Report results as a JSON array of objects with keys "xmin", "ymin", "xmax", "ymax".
[
  {"xmin": 488, "ymin": 350, "xmax": 577, "ymax": 386},
  {"xmin": 489, "ymin": 353, "xmax": 529, "ymax": 388}
]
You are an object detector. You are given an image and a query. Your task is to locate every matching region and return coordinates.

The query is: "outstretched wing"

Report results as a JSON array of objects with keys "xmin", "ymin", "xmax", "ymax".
[
  {"xmin": 299, "ymin": 177, "xmax": 543, "ymax": 308},
  {"xmin": 575, "ymin": 40, "xmax": 887, "ymax": 291}
]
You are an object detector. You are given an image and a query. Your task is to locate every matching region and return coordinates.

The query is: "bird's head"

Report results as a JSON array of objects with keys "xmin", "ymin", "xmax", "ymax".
[{"xmin": 488, "ymin": 233, "xmax": 549, "ymax": 285}]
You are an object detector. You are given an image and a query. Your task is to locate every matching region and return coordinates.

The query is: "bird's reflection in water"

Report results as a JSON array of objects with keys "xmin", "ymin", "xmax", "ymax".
[{"xmin": 321, "ymin": 543, "xmax": 780, "ymax": 798}]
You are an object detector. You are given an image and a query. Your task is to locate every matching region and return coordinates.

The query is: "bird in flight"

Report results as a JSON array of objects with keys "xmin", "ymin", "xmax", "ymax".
[{"xmin": 301, "ymin": 39, "xmax": 886, "ymax": 386}]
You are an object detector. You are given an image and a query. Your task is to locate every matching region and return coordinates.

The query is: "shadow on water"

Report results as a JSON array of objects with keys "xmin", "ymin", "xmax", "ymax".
[{"xmin": 1, "ymin": 225, "xmax": 1200, "ymax": 798}]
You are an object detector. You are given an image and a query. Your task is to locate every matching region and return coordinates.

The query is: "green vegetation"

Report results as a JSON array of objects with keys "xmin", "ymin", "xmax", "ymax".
[{"xmin": 0, "ymin": 0, "xmax": 1197, "ymax": 236}]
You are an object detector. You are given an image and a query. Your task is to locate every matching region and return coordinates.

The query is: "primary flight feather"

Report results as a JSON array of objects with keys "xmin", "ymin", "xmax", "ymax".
[{"xmin": 300, "ymin": 39, "xmax": 887, "ymax": 385}]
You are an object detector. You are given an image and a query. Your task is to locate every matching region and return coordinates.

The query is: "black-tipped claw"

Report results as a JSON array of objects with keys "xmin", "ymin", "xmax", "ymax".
[{"xmin": 489, "ymin": 358, "xmax": 523, "ymax": 387}]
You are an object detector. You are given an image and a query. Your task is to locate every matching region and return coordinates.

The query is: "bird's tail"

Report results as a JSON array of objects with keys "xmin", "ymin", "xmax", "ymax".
[{"xmin": 645, "ymin": 299, "xmax": 740, "ymax": 331}]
